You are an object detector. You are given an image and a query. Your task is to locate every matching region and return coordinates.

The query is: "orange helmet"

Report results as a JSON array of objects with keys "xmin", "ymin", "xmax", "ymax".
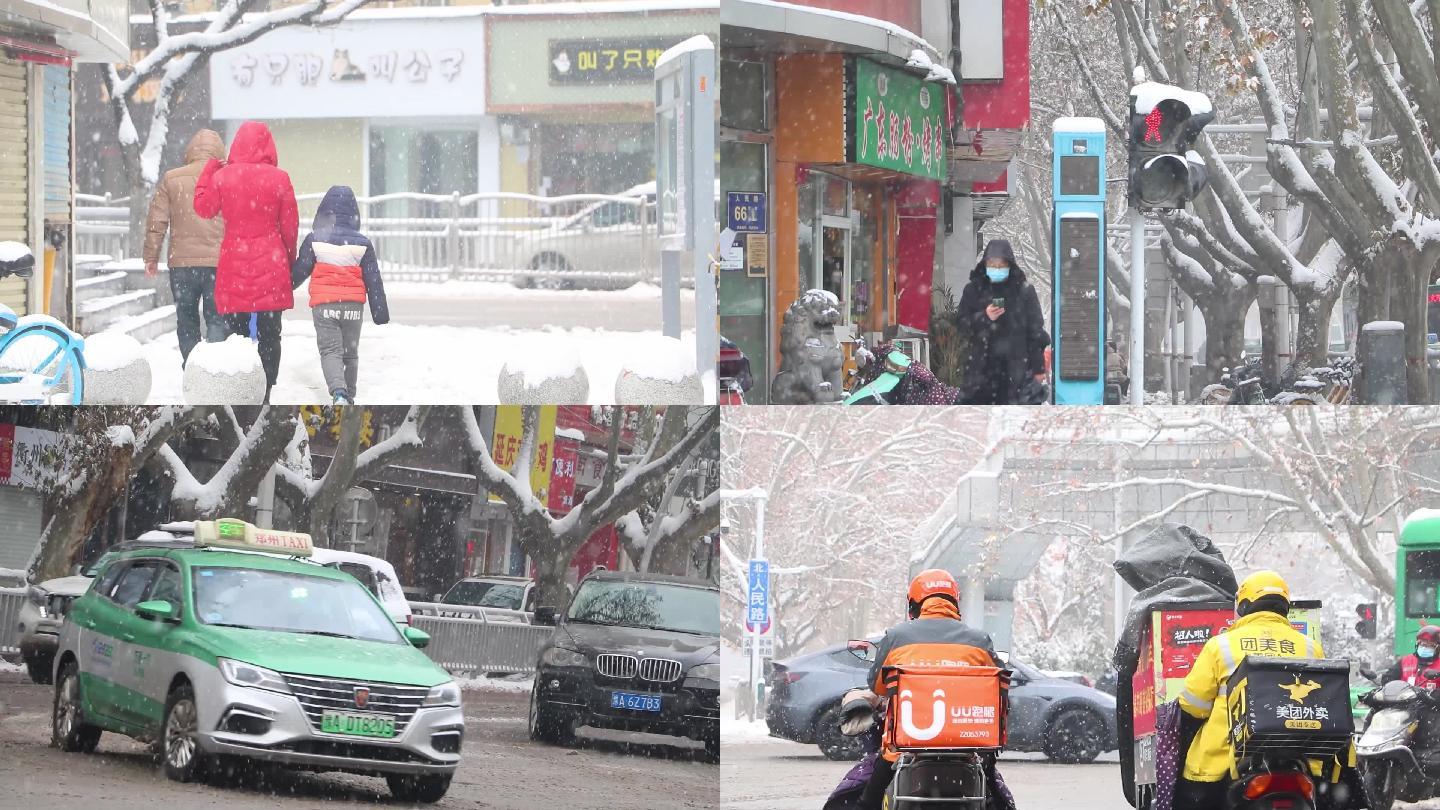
[{"xmin": 908, "ymin": 569, "xmax": 960, "ymax": 606}]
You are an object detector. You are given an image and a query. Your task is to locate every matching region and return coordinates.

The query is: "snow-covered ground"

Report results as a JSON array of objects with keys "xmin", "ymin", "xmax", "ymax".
[
  {"xmin": 721, "ymin": 717, "xmax": 775, "ymax": 743},
  {"xmin": 141, "ymin": 318, "xmax": 712, "ymax": 404},
  {"xmin": 457, "ymin": 674, "xmax": 535, "ymax": 693}
]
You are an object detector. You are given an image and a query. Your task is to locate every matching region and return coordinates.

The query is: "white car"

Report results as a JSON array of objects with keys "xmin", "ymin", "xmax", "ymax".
[{"xmin": 310, "ymin": 546, "xmax": 413, "ymax": 625}]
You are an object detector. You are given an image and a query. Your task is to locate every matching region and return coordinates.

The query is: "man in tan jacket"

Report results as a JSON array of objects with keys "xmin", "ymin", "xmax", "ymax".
[{"xmin": 143, "ymin": 129, "xmax": 228, "ymax": 365}]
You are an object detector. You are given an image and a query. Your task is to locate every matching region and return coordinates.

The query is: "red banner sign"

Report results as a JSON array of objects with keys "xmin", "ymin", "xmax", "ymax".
[
  {"xmin": 0, "ymin": 424, "xmax": 14, "ymax": 483},
  {"xmin": 1133, "ymin": 630, "xmax": 1156, "ymax": 737},
  {"xmin": 549, "ymin": 438, "xmax": 580, "ymax": 514}
]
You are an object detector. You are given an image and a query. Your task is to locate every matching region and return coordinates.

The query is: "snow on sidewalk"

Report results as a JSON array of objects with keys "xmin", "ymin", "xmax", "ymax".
[
  {"xmin": 722, "ymin": 718, "xmax": 781, "ymax": 744},
  {"xmin": 457, "ymin": 674, "xmax": 535, "ymax": 693},
  {"xmin": 142, "ymin": 318, "xmax": 709, "ymax": 404}
]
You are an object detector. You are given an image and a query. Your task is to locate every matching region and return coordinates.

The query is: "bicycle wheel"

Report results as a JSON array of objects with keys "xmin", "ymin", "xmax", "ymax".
[{"xmin": 0, "ymin": 324, "xmax": 85, "ymax": 404}]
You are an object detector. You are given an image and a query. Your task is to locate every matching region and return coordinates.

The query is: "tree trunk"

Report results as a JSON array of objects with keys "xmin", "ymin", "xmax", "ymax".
[
  {"xmin": 530, "ymin": 542, "xmax": 573, "ymax": 611},
  {"xmin": 1293, "ymin": 291, "xmax": 1338, "ymax": 369},
  {"xmin": 1200, "ymin": 296, "xmax": 1247, "ymax": 380},
  {"xmin": 32, "ymin": 446, "xmax": 135, "ymax": 580}
]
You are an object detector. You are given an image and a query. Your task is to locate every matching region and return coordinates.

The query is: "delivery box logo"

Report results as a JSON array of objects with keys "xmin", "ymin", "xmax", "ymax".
[
  {"xmin": 898, "ymin": 688, "xmax": 947, "ymax": 742},
  {"xmin": 1280, "ymin": 675, "xmax": 1323, "ymax": 704}
]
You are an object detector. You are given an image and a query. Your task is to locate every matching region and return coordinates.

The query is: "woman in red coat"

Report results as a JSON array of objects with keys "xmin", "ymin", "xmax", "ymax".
[{"xmin": 194, "ymin": 121, "xmax": 298, "ymax": 402}]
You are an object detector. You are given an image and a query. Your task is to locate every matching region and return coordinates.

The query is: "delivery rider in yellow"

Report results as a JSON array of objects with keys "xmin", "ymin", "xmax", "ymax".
[{"xmin": 1174, "ymin": 571, "xmax": 1327, "ymax": 809}]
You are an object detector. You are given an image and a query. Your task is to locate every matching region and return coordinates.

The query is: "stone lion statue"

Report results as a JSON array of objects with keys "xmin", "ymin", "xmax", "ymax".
[{"xmin": 769, "ymin": 289, "xmax": 844, "ymax": 404}]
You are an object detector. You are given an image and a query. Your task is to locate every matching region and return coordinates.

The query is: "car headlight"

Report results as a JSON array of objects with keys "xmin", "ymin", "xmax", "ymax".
[
  {"xmin": 26, "ymin": 586, "xmax": 48, "ymax": 618},
  {"xmin": 423, "ymin": 681, "xmax": 461, "ymax": 707},
  {"xmin": 540, "ymin": 646, "xmax": 587, "ymax": 668},
  {"xmin": 687, "ymin": 663, "xmax": 720, "ymax": 681},
  {"xmin": 218, "ymin": 658, "xmax": 291, "ymax": 694}
]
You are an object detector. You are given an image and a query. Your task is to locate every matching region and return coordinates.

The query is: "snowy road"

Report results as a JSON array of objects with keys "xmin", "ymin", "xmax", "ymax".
[
  {"xmin": 722, "ymin": 729, "xmax": 1127, "ymax": 810},
  {"xmin": 0, "ymin": 670, "xmax": 716, "ymax": 808}
]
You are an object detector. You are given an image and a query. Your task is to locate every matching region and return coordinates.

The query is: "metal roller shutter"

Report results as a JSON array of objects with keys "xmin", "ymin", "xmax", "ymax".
[
  {"xmin": 43, "ymin": 66, "xmax": 69, "ymax": 225},
  {"xmin": 0, "ymin": 56, "xmax": 28, "ymax": 315},
  {"xmin": 0, "ymin": 486, "xmax": 42, "ymax": 572}
]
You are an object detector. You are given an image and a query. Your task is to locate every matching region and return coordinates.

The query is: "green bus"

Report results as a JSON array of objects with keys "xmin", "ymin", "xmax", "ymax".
[{"xmin": 1395, "ymin": 509, "xmax": 1440, "ymax": 656}]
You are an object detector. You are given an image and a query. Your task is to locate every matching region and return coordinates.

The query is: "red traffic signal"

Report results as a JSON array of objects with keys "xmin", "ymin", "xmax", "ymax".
[
  {"xmin": 1355, "ymin": 602, "xmax": 1378, "ymax": 639},
  {"xmin": 1143, "ymin": 108, "xmax": 1164, "ymax": 144}
]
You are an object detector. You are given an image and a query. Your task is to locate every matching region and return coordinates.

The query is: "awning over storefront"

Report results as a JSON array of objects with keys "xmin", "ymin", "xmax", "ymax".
[
  {"xmin": 721, "ymin": 0, "xmax": 941, "ymax": 62},
  {"xmin": 0, "ymin": 0, "xmax": 126, "ymax": 62}
]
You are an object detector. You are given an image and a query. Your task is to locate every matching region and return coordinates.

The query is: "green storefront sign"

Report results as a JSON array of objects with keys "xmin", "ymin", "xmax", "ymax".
[{"xmin": 850, "ymin": 58, "xmax": 948, "ymax": 180}]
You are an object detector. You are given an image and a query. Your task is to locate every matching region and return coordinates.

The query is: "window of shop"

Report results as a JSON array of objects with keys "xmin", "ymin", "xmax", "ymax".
[
  {"xmin": 721, "ymin": 58, "xmax": 769, "ymax": 131},
  {"xmin": 368, "ymin": 125, "xmax": 479, "ymax": 218}
]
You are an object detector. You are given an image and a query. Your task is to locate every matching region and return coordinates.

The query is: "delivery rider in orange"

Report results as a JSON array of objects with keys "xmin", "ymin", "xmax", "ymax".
[{"xmin": 857, "ymin": 569, "xmax": 1009, "ymax": 810}]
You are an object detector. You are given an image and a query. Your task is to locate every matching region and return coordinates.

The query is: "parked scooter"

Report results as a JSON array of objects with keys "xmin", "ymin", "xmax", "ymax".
[{"xmin": 1356, "ymin": 675, "xmax": 1440, "ymax": 810}]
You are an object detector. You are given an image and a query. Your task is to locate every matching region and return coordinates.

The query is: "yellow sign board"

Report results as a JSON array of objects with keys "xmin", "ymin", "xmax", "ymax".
[{"xmin": 489, "ymin": 406, "xmax": 557, "ymax": 504}]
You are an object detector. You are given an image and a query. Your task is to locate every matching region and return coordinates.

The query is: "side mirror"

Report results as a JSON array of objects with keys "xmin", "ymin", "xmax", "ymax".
[
  {"xmin": 403, "ymin": 626, "xmax": 430, "ymax": 649},
  {"xmin": 135, "ymin": 599, "xmax": 179, "ymax": 623},
  {"xmin": 534, "ymin": 606, "xmax": 559, "ymax": 627},
  {"xmin": 1359, "ymin": 667, "xmax": 1378, "ymax": 681},
  {"xmin": 847, "ymin": 639, "xmax": 876, "ymax": 663},
  {"xmin": 432, "ymin": 593, "xmax": 443, "ymax": 603}
]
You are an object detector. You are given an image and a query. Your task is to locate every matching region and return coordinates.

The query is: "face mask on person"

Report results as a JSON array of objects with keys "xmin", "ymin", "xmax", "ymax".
[
  {"xmin": 1421, "ymin": 644, "xmax": 1437, "ymax": 659},
  {"xmin": 986, "ymin": 265, "xmax": 1009, "ymax": 284}
]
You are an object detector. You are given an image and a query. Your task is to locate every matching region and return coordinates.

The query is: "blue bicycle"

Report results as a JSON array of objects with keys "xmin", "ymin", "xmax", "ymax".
[{"xmin": 0, "ymin": 243, "xmax": 85, "ymax": 404}]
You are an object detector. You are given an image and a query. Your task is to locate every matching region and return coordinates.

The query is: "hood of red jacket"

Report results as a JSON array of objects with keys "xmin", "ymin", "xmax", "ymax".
[{"xmin": 229, "ymin": 121, "xmax": 277, "ymax": 166}]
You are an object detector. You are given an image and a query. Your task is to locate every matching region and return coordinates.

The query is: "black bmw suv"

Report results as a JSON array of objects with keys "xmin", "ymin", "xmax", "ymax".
[{"xmin": 528, "ymin": 571, "xmax": 719, "ymax": 759}]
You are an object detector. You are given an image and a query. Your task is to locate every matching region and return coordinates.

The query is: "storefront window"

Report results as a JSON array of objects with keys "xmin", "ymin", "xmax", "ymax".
[
  {"xmin": 721, "ymin": 58, "xmax": 770, "ymax": 132},
  {"xmin": 798, "ymin": 171, "xmax": 820, "ymax": 294},
  {"xmin": 369, "ymin": 126, "xmax": 479, "ymax": 218},
  {"xmin": 823, "ymin": 175, "xmax": 849, "ymax": 217}
]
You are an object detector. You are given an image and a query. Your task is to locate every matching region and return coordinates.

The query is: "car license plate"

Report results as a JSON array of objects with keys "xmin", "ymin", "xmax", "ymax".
[
  {"xmin": 610, "ymin": 691, "xmax": 662, "ymax": 712},
  {"xmin": 320, "ymin": 710, "xmax": 397, "ymax": 738}
]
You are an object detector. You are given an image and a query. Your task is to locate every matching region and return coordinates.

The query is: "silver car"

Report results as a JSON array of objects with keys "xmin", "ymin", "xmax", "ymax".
[{"xmin": 14, "ymin": 572, "xmax": 90, "ymax": 683}]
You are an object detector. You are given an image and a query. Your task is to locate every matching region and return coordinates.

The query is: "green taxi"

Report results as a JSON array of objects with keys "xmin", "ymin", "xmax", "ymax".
[{"xmin": 51, "ymin": 519, "xmax": 463, "ymax": 803}]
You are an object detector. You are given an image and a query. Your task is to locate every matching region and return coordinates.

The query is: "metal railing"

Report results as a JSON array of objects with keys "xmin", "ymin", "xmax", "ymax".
[
  {"xmin": 411, "ymin": 613, "xmax": 552, "ymax": 676},
  {"xmin": 409, "ymin": 600, "xmax": 532, "ymax": 624},
  {"xmin": 0, "ymin": 587, "xmax": 24, "ymax": 658},
  {"xmin": 74, "ymin": 191, "xmax": 656, "ymax": 287}
]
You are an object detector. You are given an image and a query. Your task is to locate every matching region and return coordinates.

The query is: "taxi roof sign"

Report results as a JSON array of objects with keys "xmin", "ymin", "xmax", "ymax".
[{"xmin": 193, "ymin": 518, "xmax": 313, "ymax": 557}]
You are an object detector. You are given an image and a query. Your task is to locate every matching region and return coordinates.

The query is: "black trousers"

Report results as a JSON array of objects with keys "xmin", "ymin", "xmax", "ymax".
[
  {"xmin": 169, "ymin": 266, "xmax": 226, "ymax": 364},
  {"xmin": 224, "ymin": 310, "xmax": 283, "ymax": 398},
  {"xmin": 1174, "ymin": 777, "xmax": 1227, "ymax": 810}
]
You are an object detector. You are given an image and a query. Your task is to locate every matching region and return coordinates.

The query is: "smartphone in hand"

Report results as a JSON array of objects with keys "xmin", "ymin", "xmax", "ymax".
[{"xmin": 992, "ymin": 297, "xmax": 1005, "ymax": 309}]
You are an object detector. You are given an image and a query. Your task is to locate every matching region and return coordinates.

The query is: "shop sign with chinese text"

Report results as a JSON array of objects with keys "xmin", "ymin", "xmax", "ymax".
[
  {"xmin": 850, "ymin": 58, "xmax": 948, "ymax": 180},
  {"xmin": 209, "ymin": 18, "xmax": 485, "ymax": 119},
  {"xmin": 549, "ymin": 36, "xmax": 686, "ymax": 84}
]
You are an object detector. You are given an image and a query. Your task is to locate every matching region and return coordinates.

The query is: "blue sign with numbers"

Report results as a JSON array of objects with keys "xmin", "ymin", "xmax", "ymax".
[
  {"xmin": 727, "ymin": 191, "xmax": 767, "ymax": 233},
  {"xmin": 746, "ymin": 558, "xmax": 770, "ymax": 632}
]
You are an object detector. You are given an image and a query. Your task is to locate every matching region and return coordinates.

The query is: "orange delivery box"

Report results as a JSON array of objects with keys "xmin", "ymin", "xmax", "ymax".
[{"xmin": 884, "ymin": 665, "xmax": 1010, "ymax": 750}]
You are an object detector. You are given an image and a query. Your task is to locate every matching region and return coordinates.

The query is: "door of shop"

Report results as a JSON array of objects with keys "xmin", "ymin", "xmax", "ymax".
[
  {"xmin": 800, "ymin": 171, "xmax": 859, "ymax": 341},
  {"xmin": 719, "ymin": 139, "xmax": 770, "ymax": 402},
  {"xmin": 0, "ymin": 57, "xmax": 29, "ymax": 316}
]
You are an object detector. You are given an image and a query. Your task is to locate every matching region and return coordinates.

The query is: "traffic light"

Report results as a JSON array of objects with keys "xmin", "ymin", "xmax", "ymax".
[
  {"xmin": 1128, "ymin": 83, "xmax": 1215, "ymax": 210},
  {"xmin": 1356, "ymin": 602, "xmax": 1377, "ymax": 639}
]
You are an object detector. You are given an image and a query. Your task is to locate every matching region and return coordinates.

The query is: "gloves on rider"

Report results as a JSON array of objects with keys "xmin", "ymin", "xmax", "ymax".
[{"xmin": 839, "ymin": 688, "xmax": 881, "ymax": 737}]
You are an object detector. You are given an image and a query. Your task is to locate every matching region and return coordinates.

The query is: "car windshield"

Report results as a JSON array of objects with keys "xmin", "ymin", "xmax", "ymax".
[
  {"xmin": 566, "ymin": 580, "xmax": 719, "ymax": 636},
  {"xmin": 193, "ymin": 566, "xmax": 402, "ymax": 644},
  {"xmin": 443, "ymin": 581, "xmax": 525, "ymax": 610}
]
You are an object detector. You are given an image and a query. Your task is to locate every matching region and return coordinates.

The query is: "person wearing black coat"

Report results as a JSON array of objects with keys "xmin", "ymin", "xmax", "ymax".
[{"xmin": 955, "ymin": 239, "xmax": 1050, "ymax": 404}]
